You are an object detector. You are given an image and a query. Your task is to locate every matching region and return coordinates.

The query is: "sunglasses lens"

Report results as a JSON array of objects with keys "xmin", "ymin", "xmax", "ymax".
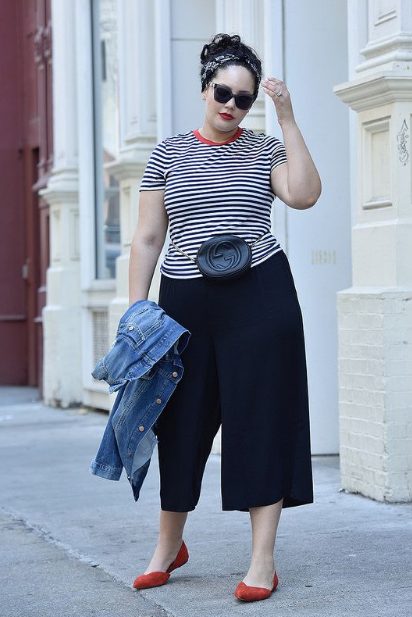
[
  {"xmin": 214, "ymin": 85, "xmax": 232, "ymax": 104},
  {"xmin": 236, "ymin": 95, "xmax": 254, "ymax": 110}
]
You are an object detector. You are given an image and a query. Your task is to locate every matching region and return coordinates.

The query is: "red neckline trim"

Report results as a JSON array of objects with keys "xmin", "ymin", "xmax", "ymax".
[{"xmin": 193, "ymin": 127, "xmax": 243, "ymax": 145}]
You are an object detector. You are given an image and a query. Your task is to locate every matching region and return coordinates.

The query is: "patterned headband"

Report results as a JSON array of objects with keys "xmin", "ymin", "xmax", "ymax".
[{"xmin": 200, "ymin": 53, "xmax": 260, "ymax": 89}]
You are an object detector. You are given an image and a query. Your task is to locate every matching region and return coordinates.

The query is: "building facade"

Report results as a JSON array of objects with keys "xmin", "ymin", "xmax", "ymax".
[{"xmin": 40, "ymin": 0, "xmax": 412, "ymax": 504}]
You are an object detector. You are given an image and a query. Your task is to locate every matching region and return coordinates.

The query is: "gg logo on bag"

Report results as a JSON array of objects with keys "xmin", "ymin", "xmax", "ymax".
[{"xmin": 209, "ymin": 240, "xmax": 243, "ymax": 271}]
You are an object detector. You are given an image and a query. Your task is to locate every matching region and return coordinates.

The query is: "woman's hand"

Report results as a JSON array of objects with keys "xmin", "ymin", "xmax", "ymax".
[{"xmin": 261, "ymin": 77, "xmax": 295, "ymax": 127}]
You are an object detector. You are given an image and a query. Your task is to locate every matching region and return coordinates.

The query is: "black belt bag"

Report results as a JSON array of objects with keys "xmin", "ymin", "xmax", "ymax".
[{"xmin": 169, "ymin": 231, "xmax": 267, "ymax": 281}]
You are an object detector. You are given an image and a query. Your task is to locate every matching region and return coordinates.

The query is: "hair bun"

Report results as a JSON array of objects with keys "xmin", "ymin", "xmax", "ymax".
[{"xmin": 200, "ymin": 33, "xmax": 241, "ymax": 64}]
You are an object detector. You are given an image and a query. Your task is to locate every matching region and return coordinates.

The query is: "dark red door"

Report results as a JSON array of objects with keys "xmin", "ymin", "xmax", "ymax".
[{"xmin": 0, "ymin": 0, "xmax": 52, "ymax": 389}]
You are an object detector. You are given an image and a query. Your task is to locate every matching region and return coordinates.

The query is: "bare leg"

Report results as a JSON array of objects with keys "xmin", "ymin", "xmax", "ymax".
[
  {"xmin": 144, "ymin": 510, "xmax": 189, "ymax": 573},
  {"xmin": 242, "ymin": 498, "xmax": 284, "ymax": 588}
]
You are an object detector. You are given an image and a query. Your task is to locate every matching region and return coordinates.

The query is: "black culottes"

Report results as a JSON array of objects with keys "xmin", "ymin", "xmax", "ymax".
[{"xmin": 155, "ymin": 249, "xmax": 314, "ymax": 512}]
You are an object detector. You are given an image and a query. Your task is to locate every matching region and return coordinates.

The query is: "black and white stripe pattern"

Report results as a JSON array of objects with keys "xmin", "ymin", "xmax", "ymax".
[{"xmin": 139, "ymin": 127, "xmax": 287, "ymax": 279}]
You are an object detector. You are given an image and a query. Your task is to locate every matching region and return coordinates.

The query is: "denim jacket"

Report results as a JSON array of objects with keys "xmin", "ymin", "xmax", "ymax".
[{"xmin": 89, "ymin": 299, "xmax": 191, "ymax": 501}]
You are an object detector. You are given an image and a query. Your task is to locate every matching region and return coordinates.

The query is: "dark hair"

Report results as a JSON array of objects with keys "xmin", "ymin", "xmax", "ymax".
[{"xmin": 200, "ymin": 33, "xmax": 262, "ymax": 97}]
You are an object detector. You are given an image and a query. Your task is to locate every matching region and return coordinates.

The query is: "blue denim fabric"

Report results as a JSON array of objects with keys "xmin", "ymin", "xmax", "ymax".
[{"xmin": 89, "ymin": 299, "xmax": 191, "ymax": 501}]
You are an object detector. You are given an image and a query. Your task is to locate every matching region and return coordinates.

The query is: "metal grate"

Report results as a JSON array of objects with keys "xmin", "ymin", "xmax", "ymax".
[{"xmin": 92, "ymin": 309, "xmax": 109, "ymax": 367}]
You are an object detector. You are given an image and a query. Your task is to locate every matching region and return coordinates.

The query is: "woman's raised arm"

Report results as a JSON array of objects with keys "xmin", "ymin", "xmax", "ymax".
[{"xmin": 262, "ymin": 77, "xmax": 322, "ymax": 210}]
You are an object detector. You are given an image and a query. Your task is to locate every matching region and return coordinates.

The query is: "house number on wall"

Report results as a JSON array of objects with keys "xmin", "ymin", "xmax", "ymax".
[{"xmin": 311, "ymin": 250, "xmax": 337, "ymax": 265}]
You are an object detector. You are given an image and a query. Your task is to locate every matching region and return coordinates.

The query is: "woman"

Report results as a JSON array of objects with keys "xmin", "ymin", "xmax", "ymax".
[{"xmin": 129, "ymin": 33, "xmax": 321, "ymax": 602}]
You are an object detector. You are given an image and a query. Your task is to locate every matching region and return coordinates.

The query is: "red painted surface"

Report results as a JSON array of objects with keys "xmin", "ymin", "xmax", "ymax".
[{"xmin": 0, "ymin": 0, "xmax": 52, "ymax": 387}]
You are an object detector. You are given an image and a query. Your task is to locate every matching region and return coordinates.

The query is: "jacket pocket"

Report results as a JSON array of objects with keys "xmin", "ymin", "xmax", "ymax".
[{"xmin": 117, "ymin": 318, "xmax": 163, "ymax": 349}]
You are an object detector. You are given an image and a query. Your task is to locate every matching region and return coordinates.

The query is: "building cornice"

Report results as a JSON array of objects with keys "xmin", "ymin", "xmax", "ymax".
[{"xmin": 334, "ymin": 71, "xmax": 412, "ymax": 111}]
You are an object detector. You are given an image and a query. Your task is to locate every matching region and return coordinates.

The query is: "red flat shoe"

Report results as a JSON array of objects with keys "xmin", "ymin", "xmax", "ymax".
[
  {"xmin": 234, "ymin": 571, "xmax": 279, "ymax": 602},
  {"xmin": 132, "ymin": 540, "xmax": 189, "ymax": 589}
]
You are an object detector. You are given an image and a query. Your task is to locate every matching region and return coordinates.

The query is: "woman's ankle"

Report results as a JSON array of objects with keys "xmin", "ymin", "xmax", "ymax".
[
  {"xmin": 249, "ymin": 553, "xmax": 275, "ymax": 568},
  {"xmin": 156, "ymin": 536, "xmax": 183, "ymax": 552}
]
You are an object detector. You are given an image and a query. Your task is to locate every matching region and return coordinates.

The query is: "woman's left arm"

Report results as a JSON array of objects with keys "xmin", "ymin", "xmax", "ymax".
[{"xmin": 262, "ymin": 77, "xmax": 322, "ymax": 210}]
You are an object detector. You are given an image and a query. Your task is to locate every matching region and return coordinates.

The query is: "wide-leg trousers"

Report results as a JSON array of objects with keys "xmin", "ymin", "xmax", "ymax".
[{"xmin": 155, "ymin": 249, "xmax": 314, "ymax": 512}]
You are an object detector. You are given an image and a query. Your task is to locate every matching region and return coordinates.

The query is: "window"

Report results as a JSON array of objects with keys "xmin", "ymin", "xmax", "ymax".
[{"xmin": 91, "ymin": 0, "xmax": 120, "ymax": 279}]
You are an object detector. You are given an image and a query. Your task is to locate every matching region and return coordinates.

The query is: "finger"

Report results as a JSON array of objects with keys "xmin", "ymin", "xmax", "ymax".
[
  {"xmin": 261, "ymin": 84, "xmax": 275, "ymax": 94},
  {"xmin": 263, "ymin": 77, "xmax": 282, "ymax": 84},
  {"xmin": 262, "ymin": 81, "xmax": 288, "ymax": 97},
  {"xmin": 262, "ymin": 80, "xmax": 283, "ymax": 92},
  {"xmin": 262, "ymin": 82, "xmax": 278, "ymax": 91}
]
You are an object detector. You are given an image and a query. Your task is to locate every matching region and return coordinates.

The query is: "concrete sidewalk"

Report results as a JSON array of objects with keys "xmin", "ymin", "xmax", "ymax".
[{"xmin": 0, "ymin": 386, "xmax": 411, "ymax": 617}]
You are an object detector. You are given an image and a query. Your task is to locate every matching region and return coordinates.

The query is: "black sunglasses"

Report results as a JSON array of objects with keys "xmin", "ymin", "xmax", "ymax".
[{"xmin": 211, "ymin": 83, "xmax": 255, "ymax": 110}]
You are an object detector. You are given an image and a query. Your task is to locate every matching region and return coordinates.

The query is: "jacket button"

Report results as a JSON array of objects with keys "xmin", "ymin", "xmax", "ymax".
[
  {"xmin": 156, "ymin": 398, "xmax": 162, "ymax": 404},
  {"xmin": 172, "ymin": 371, "xmax": 178, "ymax": 378},
  {"xmin": 138, "ymin": 425, "xmax": 145, "ymax": 432},
  {"xmin": 128, "ymin": 325, "xmax": 134, "ymax": 331}
]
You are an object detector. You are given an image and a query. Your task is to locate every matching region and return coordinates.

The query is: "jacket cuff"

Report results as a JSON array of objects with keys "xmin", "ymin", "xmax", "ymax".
[{"xmin": 89, "ymin": 459, "xmax": 123, "ymax": 481}]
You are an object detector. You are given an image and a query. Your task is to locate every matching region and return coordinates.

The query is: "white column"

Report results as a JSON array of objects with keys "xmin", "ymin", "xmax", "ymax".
[
  {"xmin": 40, "ymin": 0, "xmax": 82, "ymax": 407},
  {"xmin": 107, "ymin": 0, "xmax": 158, "ymax": 337},
  {"xmin": 334, "ymin": 0, "xmax": 412, "ymax": 502}
]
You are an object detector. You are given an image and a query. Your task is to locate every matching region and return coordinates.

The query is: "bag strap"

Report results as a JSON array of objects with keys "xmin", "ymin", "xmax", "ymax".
[
  {"xmin": 169, "ymin": 230, "xmax": 269, "ymax": 265},
  {"xmin": 169, "ymin": 239, "xmax": 197, "ymax": 263}
]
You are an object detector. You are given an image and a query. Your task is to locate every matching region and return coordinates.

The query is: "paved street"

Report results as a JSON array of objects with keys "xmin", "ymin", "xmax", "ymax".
[{"xmin": 1, "ymin": 387, "xmax": 411, "ymax": 617}]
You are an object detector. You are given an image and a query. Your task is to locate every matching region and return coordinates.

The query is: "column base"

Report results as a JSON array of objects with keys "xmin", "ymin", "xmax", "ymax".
[
  {"xmin": 43, "ymin": 304, "xmax": 82, "ymax": 407},
  {"xmin": 337, "ymin": 287, "xmax": 412, "ymax": 503}
]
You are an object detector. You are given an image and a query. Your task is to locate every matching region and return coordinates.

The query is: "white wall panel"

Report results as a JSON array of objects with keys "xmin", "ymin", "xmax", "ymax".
[{"xmin": 283, "ymin": 0, "xmax": 351, "ymax": 454}]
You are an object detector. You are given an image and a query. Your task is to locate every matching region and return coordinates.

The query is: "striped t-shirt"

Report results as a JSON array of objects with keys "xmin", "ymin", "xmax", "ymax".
[{"xmin": 139, "ymin": 126, "xmax": 287, "ymax": 279}]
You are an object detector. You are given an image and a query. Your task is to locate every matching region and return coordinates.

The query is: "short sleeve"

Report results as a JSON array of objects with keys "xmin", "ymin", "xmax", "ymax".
[
  {"xmin": 269, "ymin": 137, "xmax": 287, "ymax": 171},
  {"xmin": 139, "ymin": 140, "xmax": 167, "ymax": 191}
]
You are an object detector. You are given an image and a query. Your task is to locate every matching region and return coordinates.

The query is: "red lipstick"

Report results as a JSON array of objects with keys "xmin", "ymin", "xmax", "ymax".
[{"xmin": 219, "ymin": 113, "xmax": 234, "ymax": 120}]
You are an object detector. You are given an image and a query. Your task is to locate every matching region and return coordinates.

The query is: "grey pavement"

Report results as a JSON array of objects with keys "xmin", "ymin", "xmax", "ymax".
[{"xmin": 0, "ymin": 386, "xmax": 411, "ymax": 617}]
